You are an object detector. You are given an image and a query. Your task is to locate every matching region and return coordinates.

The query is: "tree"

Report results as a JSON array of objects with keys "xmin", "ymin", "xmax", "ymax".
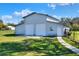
[
  {"xmin": 72, "ymin": 17, "xmax": 79, "ymax": 24},
  {"xmin": 60, "ymin": 17, "xmax": 79, "ymax": 40},
  {"xmin": 0, "ymin": 20, "xmax": 4, "ymax": 29},
  {"xmin": 0, "ymin": 20, "xmax": 3, "ymax": 23},
  {"xmin": 60, "ymin": 17, "xmax": 73, "ymax": 28},
  {"xmin": 7, "ymin": 23, "xmax": 16, "ymax": 27}
]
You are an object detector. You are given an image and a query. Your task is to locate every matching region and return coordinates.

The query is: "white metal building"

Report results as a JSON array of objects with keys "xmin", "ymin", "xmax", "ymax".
[{"xmin": 15, "ymin": 12, "xmax": 67, "ymax": 36}]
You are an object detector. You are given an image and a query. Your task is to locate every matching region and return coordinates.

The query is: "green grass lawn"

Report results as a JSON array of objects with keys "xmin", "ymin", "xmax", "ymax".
[
  {"xmin": 70, "ymin": 31, "xmax": 79, "ymax": 41},
  {"xmin": 63, "ymin": 31, "xmax": 79, "ymax": 49},
  {"xmin": 0, "ymin": 30, "xmax": 78, "ymax": 56},
  {"xmin": 0, "ymin": 30, "xmax": 26, "ymax": 42},
  {"xmin": 63, "ymin": 37, "xmax": 79, "ymax": 49}
]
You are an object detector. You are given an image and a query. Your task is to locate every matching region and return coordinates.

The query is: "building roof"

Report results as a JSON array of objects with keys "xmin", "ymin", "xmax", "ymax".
[
  {"xmin": 16, "ymin": 12, "xmax": 60, "ymax": 26},
  {"xmin": 23, "ymin": 12, "xmax": 59, "ymax": 21}
]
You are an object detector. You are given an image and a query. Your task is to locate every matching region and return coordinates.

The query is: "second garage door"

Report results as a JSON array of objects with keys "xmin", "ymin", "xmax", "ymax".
[{"xmin": 36, "ymin": 24, "xmax": 46, "ymax": 36}]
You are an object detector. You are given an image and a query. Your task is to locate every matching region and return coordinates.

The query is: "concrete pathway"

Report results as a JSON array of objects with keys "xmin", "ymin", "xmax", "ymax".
[{"xmin": 57, "ymin": 37, "xmax": 79, "ymax": 54}]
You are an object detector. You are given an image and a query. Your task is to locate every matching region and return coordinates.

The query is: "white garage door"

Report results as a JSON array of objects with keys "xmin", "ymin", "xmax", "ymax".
[
  {"xmin": 25, "ymin": 24, "xmax": 34, "ymax": 35},
  {"xmin": 36, "ymin": 24, "xmax": 46, "ymax": 36}
]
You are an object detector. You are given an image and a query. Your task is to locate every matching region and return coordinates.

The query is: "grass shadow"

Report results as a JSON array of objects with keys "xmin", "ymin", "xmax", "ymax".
[
  {"xmin": 4, "ymin": 34, "xmax": 16, "ymax": 37},
  {"xmin": 0, "ymin": 42, "xmax": 27, "ymax": 56},
  {"xmin": 3, "ymin": 34, "xmax": 23, "ymax": 37},
  {"xmin": 0, "ymin": 38, "xmax": 77, "ymax": 56}
]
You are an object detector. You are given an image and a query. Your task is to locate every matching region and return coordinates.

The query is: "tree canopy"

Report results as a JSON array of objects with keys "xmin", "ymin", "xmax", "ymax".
[{"xmin": 60, "ymin": 17, "xmax": 79, "ymax": 31}]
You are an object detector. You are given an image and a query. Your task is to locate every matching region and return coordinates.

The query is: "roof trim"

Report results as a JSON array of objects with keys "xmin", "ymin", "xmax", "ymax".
[{"xmin": 23, "ymin": 12, "xmax": 36, "ymax": 18}]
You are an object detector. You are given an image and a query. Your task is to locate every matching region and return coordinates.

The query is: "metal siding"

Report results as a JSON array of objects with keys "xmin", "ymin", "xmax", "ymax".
[
  {"xmin": 57, "ymin": 24, "xmax": 64, "ymax": 36},
  {"xmin": 15, "ymin": 24, "xmax": 25, "ymax": 35},
  {"xmin": 46, "ymin": 22, "xmax": 57, "ymax": 36},
  {"xmin": 25, "ymin": 24, "xmax": 34, "ymax": 35}
]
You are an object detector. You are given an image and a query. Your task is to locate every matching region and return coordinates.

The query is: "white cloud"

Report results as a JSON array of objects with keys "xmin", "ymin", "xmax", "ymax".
[
  {"xmin": 13, "ymin": 9, "xmax": 33, "ymax": 17},
  {"xmin": 48, "ymin": 3, "xmax": 56, "ymax": 9},
  {"xmin": 59, "ymin": 3, "xmax": 71, "ymax": 6},
  {"xmin": 1, "ymin": 15, "xmax": 13, "ymax": 24},
  {"xmin": 1, "ymin": 9, "xmax": 34, "ymax": 24},
  {"xmin": 13, "ymin": 11, "xmax": 21, "ymax": 16},
  {"xmin": 1, "ymin": 15, "xmax": 13, "ymax": 20},
  {"xmin": 48, "ymin": 3, "xmax": 73, "ymax": 9}
]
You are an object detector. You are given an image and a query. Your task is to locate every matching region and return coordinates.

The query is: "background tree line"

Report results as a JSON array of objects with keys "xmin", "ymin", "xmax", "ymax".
[
  {"xmin": 60, "ymin": 17, "xmax": 79, "ymax": 31},
  {"xmin": 0, "ymin": 19, "xmax": 16, "ymax": 30},
  {"xmin": 60, "ymin": 17, "xmax": 79, "ymax": 41}
]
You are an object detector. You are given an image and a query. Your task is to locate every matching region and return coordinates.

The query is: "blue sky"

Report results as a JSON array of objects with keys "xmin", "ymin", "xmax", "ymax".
[{"xmin": 0, "ymin": 3, "xmax": 79, "ymax": 24}]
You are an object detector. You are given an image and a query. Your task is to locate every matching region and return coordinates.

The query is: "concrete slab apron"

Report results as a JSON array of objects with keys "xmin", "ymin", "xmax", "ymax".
[
  {"xmin": 26, "ymin": 36, "xmax": 41, "ymax": 39},
  {"xmin": 57, "ymin": 37, "xmax": 79, "ymax": 54}
]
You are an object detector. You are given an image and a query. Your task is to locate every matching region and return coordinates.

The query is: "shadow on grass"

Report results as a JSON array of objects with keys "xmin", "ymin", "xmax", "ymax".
[
  {"xmin": 4, "ymin": 34, "xmax": 16, "ymax": 36},
  {"xmin": 3, "ymin": 34, "xmax": 23, "ymax": 37},
  {"xmin": 0, "ymin": 38, "xmax": 76, "ymax": 56},
  {"xmin": 3, "ymin": 33, "xmax": 57, "ymax": 37}
]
